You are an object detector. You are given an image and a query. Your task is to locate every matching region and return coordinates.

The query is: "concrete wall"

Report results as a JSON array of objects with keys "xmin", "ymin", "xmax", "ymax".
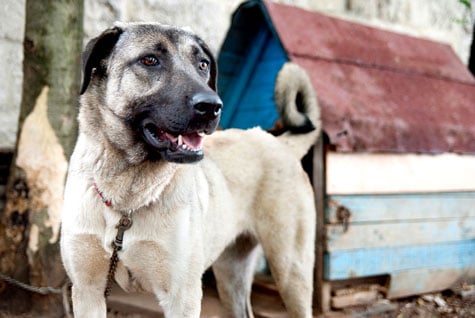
[
  {"xmin": 0, "ymin": 0, "xmax": 473, "ymax": 151},
  {"xmin": 0, "ymin": 1, "xmax": 26, "ymax": 150},
  {"xmin": 83, "ymin": 0, "xmax": 243, "ymax": 56},
  {"xmin": 83, "ymin": 0, "xmax": 474, "ymax": 60}
]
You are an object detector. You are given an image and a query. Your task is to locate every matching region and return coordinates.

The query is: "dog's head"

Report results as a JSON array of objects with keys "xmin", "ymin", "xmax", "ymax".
[{"xmin": 79, "ymin": 22, "xmax": 222, "ymax": 164}]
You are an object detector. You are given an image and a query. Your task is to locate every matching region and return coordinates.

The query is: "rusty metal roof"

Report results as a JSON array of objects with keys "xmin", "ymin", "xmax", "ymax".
[{"xmin": 263, "ymin": 0, "xmax": 475, "ymax": 154}]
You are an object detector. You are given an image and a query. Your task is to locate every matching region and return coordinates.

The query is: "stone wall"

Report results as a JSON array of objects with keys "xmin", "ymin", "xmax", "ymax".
[{"xmin": 0, "ymin": 0, "xmax": 473, "ymax": 151}]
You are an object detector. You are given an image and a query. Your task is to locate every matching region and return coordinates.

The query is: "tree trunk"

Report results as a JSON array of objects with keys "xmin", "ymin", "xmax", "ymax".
[{"xmin": 0, "ymin": 0, "xmax": 83, "ymax": 315}]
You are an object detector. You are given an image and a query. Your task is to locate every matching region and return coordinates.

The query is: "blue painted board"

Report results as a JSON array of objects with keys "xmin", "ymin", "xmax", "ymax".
[
  {"xmin": 220, "ymin": 29, "xmax": 287, "ymax": 129},
  {"xmin": 326, "ymin": 218, "xmax": 475, "ymax": 251},
  {"xmin": 219, "ymin": 25, "xmax": 270, "ymax": 129},
  {"xmin": 326, "ymin": 192, "xmax": 475, "ymax": 224},
  {"xmin": 217, "ymin": 0, "xmax": 288, "ymax": 130},
  {"xmin": 388, "ymin": 263, "xmax": 475, "ymax": 298},
  {"xmin": 324, "ymin": 239, "xmax": 475, "ymax": 280}
]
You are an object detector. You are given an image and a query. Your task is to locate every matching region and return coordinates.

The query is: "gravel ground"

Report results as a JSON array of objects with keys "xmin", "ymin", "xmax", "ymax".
[
  {"xmin": 106, "ymin": 289, "xmax": 475, "ymax": 318},
  {"xmin": 328, "ymin": 291, "xmax": 475, "ymax": 318},
  {"xmin": 1, "ymin": 285, "xmax": 473, "ymax": 317},
  {"xmin": 391, "ymin": 292, "xmax": 475, "ymax": 318}
]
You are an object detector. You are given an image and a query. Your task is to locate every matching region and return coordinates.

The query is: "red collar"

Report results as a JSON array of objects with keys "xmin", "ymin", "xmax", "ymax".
[{"xmin": 93, "ymin": 182, "xmax": 112, "ymax": 207}]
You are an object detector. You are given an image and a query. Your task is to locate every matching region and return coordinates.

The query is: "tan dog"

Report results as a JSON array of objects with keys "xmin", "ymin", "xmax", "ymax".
[{"xmin": 60, "ymin": 22, "xmax": 320, "ymax": 318}]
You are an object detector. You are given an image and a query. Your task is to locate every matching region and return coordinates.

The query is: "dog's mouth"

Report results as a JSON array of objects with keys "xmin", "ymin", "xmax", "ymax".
[{"xmin": 142, "ymin": 122, "xmax": 205, "ymax": 163}]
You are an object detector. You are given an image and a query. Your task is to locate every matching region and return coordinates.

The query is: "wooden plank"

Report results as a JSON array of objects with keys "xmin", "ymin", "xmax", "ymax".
[
  {"xmin": 226, "ymin": 33, "xmax": 287, "ymax": 130},
  {"xmin": 332, "ymin": 292, "xmax": 379, "ymax": 309},
  {"xmin": 219, "ymin": 25, "xmax": 269, "ymax": 129},
  {"xmin": 321, "ymin": 282, "xmax": 332, "ymax": 313},
  {"xmin": 326, "ymin": 152, "xmax": 475, "ymax": 194},
  {"xmin": 312, "ymin": 134, "xmax": 327, "ymax": 313},
  {"xmin": 331, "ymin": 290, "xmax": 380, "ymax": 309},
  {"xmin": 326, "ymin": 218, "xmax": 475, "ymax": 251},
  {"xmin": 324, "ymin": 240, "xmax": 475, "ymax": 280},
  {"xmin": 327, "ymin": 192, "xmax": 475, "ymax": 224},
  {"xmin": 387, "ymin": 264, "xmax": 475, "ymax": 299}
]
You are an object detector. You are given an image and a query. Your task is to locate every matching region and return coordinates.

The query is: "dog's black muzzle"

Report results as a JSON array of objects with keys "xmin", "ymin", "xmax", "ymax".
[
  {"xmin": 138, "ymin": 90, "xmax": 222, "ymax": 164},
  {"xmin": 191, "ymin": 92, "xmax": 223, "ymax": 120}
]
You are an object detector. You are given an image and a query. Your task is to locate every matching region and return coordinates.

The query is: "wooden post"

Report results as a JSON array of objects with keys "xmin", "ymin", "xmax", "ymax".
[{"xmin": 312, "ymin": 133, "xmax": 329, "ymax": 313}]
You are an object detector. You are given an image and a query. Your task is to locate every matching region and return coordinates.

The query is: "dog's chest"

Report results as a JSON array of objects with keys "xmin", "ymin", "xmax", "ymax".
[{"xmin": 102, "ymin": 202, "xmax": 203, "ymax": 289}]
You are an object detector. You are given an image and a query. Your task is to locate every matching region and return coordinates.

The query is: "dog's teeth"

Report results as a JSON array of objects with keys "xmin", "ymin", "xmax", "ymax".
[
  {"xmin": 178, "ymin": 135, "xmax": 183, "ymax": 146},
  {"xmin": 198, "ymin": 131, "xmax": 206, "ymax": 137}
]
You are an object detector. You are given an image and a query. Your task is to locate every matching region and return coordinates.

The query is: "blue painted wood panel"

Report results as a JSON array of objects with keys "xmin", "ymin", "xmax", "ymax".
[
  {"xmin": 388, "ymin": 263, "xmax": 475, "ymax": 298},
  {"xmin": 326, "ymin": 192, "xmax": 475, "ymax": 224},
  {"xmin": 325, "ymin": 191, "xmax": 475, "ymax": 291},
  {"xmin": 326, "ymin": 219, "xmax": 475, "ymax": 251},
  {"xmin": 218, "ymin": 22, "xmax": 288, "ymax": 129},
  {"xmin": 219, "ymin": 25, "xmax": 270, "ymax": 129},
  {"xmin": 324, "ymin": 239, "xmax": 475, "ymax": 280}
]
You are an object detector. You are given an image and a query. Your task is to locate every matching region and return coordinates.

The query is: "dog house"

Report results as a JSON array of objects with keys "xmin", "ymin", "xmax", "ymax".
[{"xmin": 218, "ymin": 0, "xmax": 475, "ymax": 312}]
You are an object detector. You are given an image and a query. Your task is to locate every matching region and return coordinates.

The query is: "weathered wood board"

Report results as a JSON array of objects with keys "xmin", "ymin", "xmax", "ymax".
[
  {"xmin": 324, "ymin": 240, "xmax": 475, "ymax": 280},
  {"xmin": 327, "ymin": 192, "xmax": 475, "ymax": 224},
  {"xmin": 326, "ymin": 152, "xmax": 475, "ymax": 194},
  {"xmin": 219, "ymin": 23, "xmax": 287, "ymax": 130},
  {"xmin": 326, "ymin": 219, "xmax": 475, "ymax": 250},
  {"xmin": 324, "ymin": 190, "xmax": 475, "ymax": 297},
  {"xmin": 387, "ymin": 264, "xmax": 475, "ymax": 298}
]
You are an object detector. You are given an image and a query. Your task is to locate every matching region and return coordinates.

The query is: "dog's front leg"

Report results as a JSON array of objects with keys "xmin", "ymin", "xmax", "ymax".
[
  {"xmin": 159, "ymin": 274, "xmax": 203, "ymax": 318},
  {"xmin": 62, "ymin": 234, "xmax": 110, "ymax": 318},
  {"xmin": 72, "ymin": 284, "xmax": 107, "ymax": 317}
]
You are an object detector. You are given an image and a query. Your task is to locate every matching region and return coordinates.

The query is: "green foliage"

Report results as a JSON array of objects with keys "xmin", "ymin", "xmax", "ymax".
[
  {"xmin": 458, "ymin": 0, "xmax": 472, "ymax": 9},
  {"xmin": 454, "ymin": 0, "xmax": 473, "ymax": 28}
]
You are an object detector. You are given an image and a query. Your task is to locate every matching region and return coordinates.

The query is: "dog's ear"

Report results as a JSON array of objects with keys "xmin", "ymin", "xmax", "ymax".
[
  {"xmin": 195, "ymin": 37, "xmax": 218, "ymax": 92},
  {"xmin": 80, "ymin": 27, "xmax": 123, "ymax": 95}
]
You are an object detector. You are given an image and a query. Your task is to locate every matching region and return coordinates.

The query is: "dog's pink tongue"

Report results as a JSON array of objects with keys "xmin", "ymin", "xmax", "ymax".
[
  {"xmin": 164, "ymin": 132, "xmax": 178, "ymax": 143},
  {"xmin": 183, "ymin": 133, "xmax": 203, "ymax": 150}
]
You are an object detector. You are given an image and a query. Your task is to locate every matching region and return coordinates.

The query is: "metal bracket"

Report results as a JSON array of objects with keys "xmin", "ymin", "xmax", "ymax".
[{"xmin": 336, "ymin": 205, "xmax": 351, "ymax": 232}]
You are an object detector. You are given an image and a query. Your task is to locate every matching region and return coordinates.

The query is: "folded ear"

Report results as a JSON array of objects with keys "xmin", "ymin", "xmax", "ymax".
[
  {"xmin": 80, "ymin": 26, "xmax": 123, "ymax": 95},
  {"xmin": 195, "ymin": 36, "xmax": 218, "ymax": 92}
]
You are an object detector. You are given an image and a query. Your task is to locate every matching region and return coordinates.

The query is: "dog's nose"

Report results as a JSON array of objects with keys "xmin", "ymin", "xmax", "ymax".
[{"xmin": 191, "ymin": 92, "xmax": 223, "ymax": 119}]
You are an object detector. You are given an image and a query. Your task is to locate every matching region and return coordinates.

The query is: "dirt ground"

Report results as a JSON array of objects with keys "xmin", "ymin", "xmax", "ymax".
[
  {"xmin": 392, "ymin": 292, "xmax": 475, "ymax": 318},
  {"xmin": 327, "ymin": 292, "xmax": 475, "ymax": 318},
  {"xmin": 105, "ymin": 281, "xmax": 475, "ymax": 318},
  {"xmin": 1, "ymin": 278, "xmax": 474, "ymax": 317}
]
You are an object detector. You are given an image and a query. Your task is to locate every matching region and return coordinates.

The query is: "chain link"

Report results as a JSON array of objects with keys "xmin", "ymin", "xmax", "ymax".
[
  {"xmin": 0, "ymin": 272, "xmax": 62, "ymax": 295},
  {"xmin": 104, "ymin": 247, "xmax": 120, "ymax": 297}
]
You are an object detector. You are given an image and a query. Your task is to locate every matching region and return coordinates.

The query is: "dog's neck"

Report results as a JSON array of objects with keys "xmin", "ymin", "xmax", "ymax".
[{"xmin": 81, "ymin": 134, "xmax": 181, "ymax": 212}]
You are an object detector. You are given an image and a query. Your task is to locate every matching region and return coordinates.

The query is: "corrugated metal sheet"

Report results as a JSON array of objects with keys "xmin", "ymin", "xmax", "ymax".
[{"xmin": 263, "ymin": 0, "xmax": 475, "ymax": 154}]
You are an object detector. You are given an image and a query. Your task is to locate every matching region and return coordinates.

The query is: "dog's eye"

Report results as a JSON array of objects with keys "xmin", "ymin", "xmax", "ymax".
[
  {"xmin": 198, "ymin": 60, "xmax": 209, "ymax": 72},
  {"xmin": 141, "ymin": 56, "xmax": 159, "ymax": 67}
]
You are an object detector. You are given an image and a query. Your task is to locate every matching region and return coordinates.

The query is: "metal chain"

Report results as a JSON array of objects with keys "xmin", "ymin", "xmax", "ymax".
[
  {"xmin": 0, "ymin": 272, "xmax": 62, "ymax": 295},
  {"xmin": 1, "ymin": 187, "xmax": 133, "ymax": 300},
  {"xmin": 104, "ymin": 212, "xmax": 133, "ymax": 298},
  {"xmin": 104, "ymin": 247, "xmax": 120, "ymax": 297}
]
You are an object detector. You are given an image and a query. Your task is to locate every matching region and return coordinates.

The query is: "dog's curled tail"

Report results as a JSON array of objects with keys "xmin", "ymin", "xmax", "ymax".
[{"xmin": 274, "ymin": 62, "xmax": 321, "ymax": 159}]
